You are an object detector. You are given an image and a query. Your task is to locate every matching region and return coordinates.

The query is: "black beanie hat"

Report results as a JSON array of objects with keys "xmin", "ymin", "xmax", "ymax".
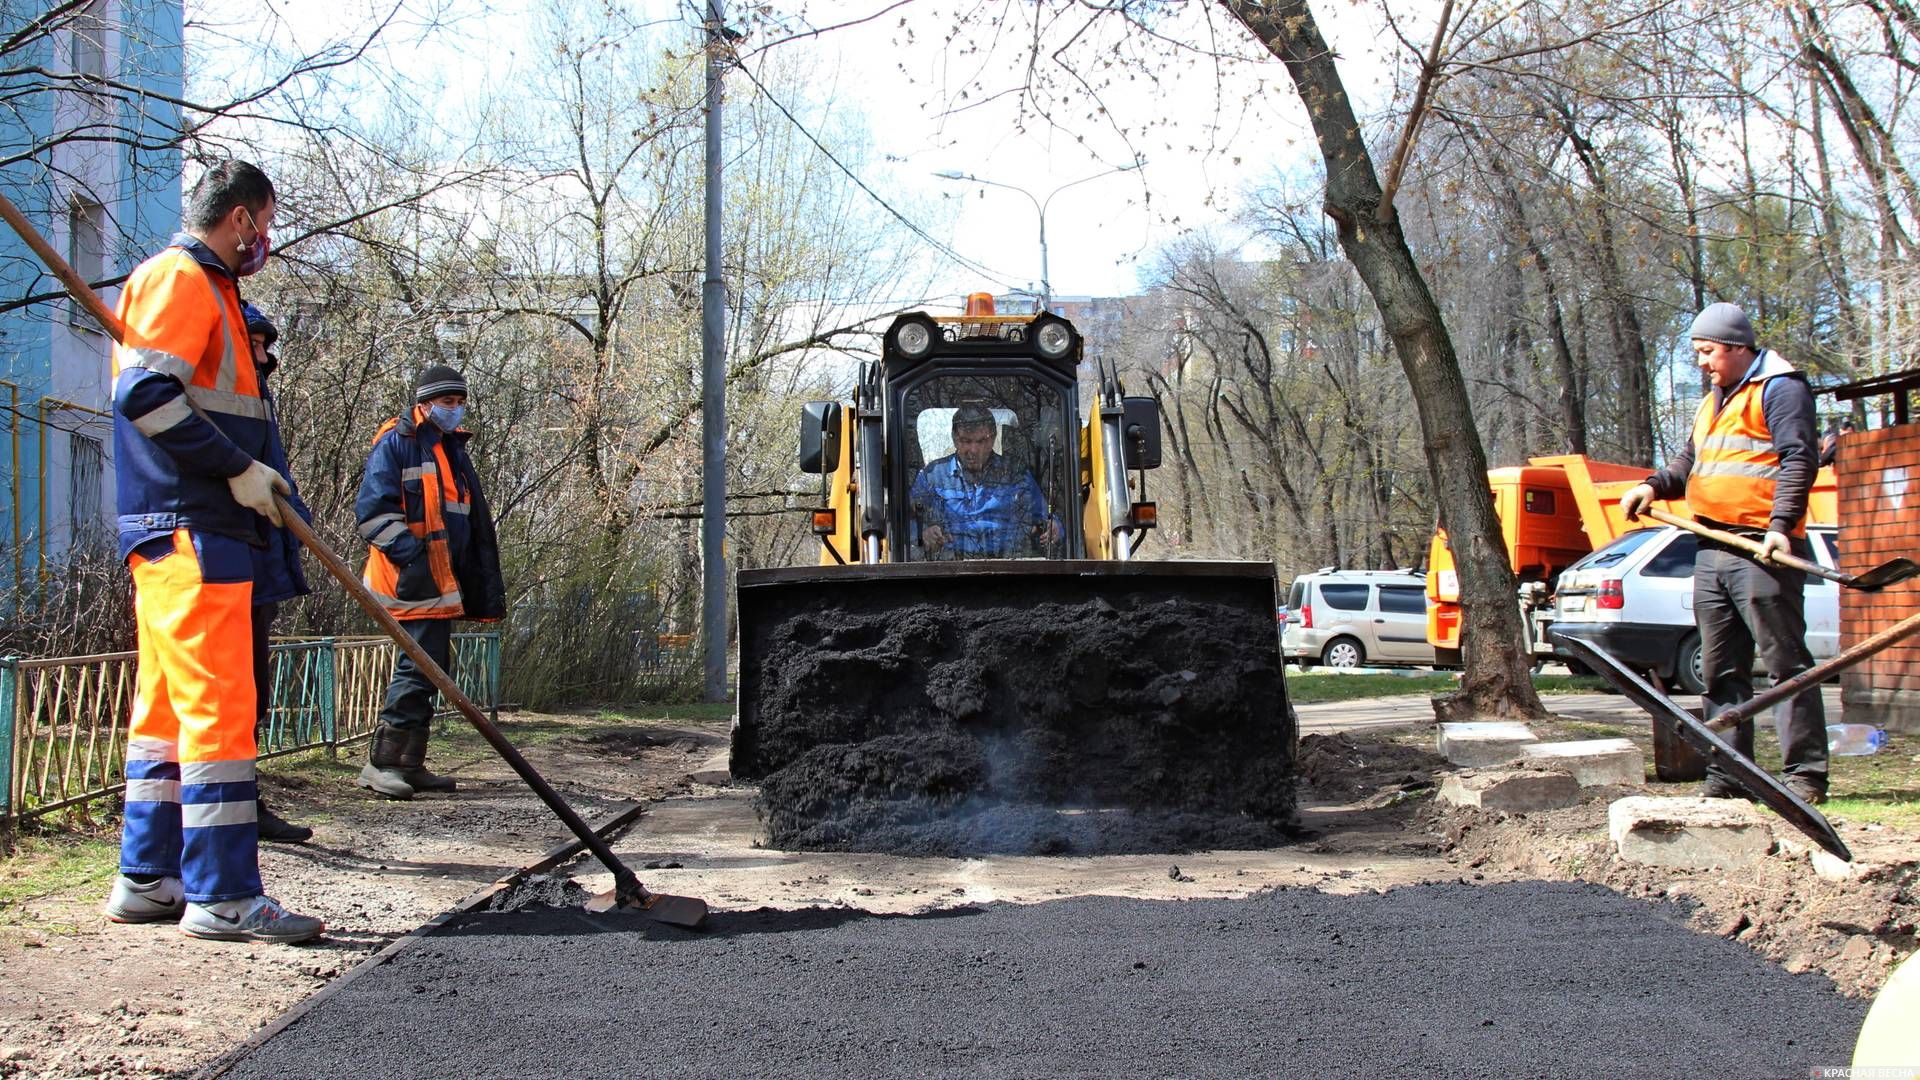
[
  {"xmin": 415, "ymin": 365, "xmax": 468, "ymax": 403},
  {"xmin": 239, "ymin": 301, "xmax": 278, "ymax": 349}
]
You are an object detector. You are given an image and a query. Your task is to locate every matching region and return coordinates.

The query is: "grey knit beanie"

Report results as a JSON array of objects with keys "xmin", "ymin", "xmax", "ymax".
[
  {"xmin": 414, "ymin": 364, "xmax": 468, "ymax": 402},
  {"xmin": 1689, "ymin": 303, "xmax": 1757, "ymax": 349}
]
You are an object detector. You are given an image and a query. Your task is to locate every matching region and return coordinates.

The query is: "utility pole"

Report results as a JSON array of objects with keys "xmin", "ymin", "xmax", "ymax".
[{"xmin": 700, "ymin": 0, "xmax": 728, "ymax": 703}]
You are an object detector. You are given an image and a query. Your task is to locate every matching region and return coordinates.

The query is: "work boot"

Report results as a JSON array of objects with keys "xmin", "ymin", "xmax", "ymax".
[
  {"xmin": 180, "ymin": 894, "xmax": 325, "ymax": 944},
  {"xmin": 1785, "ymin": 776, "xmax": 1828, "ymax": 806},
  {"xmin": 256, "ymin": 797, "xmax": 313, "ymax": 843},
  {"xmin": 103, "ymin": 874, "xmax": 186, "ymax": 923},
  {"xmin": 1696, "ymin": 774, "xmax": 1751, "ymax": 800},
  {"xmin": 399, "ymin": 726, "xmax": 457, "ymax": 794},
  {"xmin": 358, "ymin": 724, "xmax": 415, "ymax": 800}
]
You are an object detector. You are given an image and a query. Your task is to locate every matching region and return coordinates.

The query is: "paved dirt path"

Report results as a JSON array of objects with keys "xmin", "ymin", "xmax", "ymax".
[{"xmin": 220, "ymin": 881, "xmax": 1866, "ymax": 1079}]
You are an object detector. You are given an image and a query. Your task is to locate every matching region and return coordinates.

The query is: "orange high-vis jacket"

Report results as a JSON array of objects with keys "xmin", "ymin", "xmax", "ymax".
[
  {"xmin": 110, "ymin": 240, "xmax": 272, "ymax": 558},
  {"xmin": 357, "ymin": 406, "xmax": 505, "ymax": 622},
  {"xmin": 1686, "ymin": 351, "xmax": 1806, "ymax": 537}
]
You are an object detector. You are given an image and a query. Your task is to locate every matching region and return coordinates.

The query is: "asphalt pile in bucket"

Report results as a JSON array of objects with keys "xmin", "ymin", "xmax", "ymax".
[
  {"xmin": 736, "ymin": 582, "xmax": 1294, "ymax": 855},
  {"xmin": 218, "ymin": 881, "xmax": 1865, "ymax": 1079}
]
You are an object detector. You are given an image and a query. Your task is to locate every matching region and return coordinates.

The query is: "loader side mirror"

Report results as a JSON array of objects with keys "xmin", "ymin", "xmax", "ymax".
[
  {"xmin": 1121, "ymin": 396, "xmax": 1161, "ymax": 470},
  {"xmin": 799, "ymin": 401, "xmax": 843, "ymax": 473}
]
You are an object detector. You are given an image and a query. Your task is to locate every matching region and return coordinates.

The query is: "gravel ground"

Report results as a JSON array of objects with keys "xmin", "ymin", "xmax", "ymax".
[{"xmin": 219, "ymin": 880, "xmax": 1865, "ymax": 1079}]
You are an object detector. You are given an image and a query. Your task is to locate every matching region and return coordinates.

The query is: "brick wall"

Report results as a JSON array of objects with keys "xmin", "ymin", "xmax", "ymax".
[{"xmin": 1836, "ymin": 422, "xmax": 1920, "ymax": 731}]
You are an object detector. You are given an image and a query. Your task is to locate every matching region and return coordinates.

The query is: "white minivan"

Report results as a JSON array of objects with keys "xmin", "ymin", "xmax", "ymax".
[
  {"xmin": 1547, "ymin": 526, "xmax": 1840, "ymax": 692},
  {"xmin": 1282, "ymin": 569, "xmax": 1436, "ymax": 669}
]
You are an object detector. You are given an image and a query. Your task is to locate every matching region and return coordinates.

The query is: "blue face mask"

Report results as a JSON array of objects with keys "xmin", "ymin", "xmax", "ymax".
[{"xmin": 428, "ymin": 404, "xmax": 466, "ymax": 431}]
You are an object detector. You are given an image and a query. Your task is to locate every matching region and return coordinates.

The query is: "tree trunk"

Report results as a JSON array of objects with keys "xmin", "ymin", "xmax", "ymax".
[{"xmin": 1220, "ymin": 0, "xmax": 1546, "ymax": 719}]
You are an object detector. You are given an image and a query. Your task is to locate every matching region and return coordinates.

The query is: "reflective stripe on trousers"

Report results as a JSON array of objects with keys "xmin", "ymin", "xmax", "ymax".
[{"xmin": 120, "ymin": 528, "xmax": 263, "ymax": 903}]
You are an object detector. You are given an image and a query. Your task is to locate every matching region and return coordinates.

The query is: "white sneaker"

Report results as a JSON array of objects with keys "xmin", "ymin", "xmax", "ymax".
[
  {"xmin": 103, "ymin": 875, "xmax": 186, "ymax": 923},
  {"xmin": 180, "ymin": 894, "xmax": 325, "ymax": 944}
]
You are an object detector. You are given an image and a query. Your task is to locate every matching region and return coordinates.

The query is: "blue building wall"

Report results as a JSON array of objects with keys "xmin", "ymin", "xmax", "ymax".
[{"xmin": 0, "ymin": 1, "xmax": 183, "ymax": 588}]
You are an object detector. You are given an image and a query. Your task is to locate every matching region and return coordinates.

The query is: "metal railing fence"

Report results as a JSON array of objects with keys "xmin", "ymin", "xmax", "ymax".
[{"xmin": 0, "ymin": 632, "xmax": 499, "ymax": 824}]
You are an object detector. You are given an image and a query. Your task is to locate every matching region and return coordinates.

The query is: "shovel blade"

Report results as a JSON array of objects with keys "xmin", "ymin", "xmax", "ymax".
[
  {"xmin": 1556, "ymin": 635, "xmax": 1852, "ymax": 863},
  {"xmin": 1848, "ymin": 558, "xmax": 1920, "ymax": 591},
  {"xmin": 585, "ymin": 887, "xmax": 710, "ymax": 928}
]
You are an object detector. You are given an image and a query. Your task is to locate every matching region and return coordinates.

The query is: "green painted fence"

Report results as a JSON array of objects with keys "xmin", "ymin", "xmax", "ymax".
[{"xmin": 0, "ymin": 633, "xmax": 499, "ymax": 824}]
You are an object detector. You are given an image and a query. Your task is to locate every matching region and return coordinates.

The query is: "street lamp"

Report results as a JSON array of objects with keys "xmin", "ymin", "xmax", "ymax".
[{"xmin": 933, "ymin": 160, "xmax": 1143, "ymax": 310}]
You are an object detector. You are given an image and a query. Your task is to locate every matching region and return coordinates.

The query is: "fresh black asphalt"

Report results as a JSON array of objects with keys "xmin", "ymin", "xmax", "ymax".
[{"xmin": 221, "ymin": 880, "xmax": 1865, "ymax": 1079}]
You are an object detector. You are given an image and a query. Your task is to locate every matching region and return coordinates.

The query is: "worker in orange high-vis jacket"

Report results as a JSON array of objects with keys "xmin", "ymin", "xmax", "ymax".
[
  {"xmin": 355, "ymin": 365, "xmax": 505, "ymax": 800},
  {"xmin": 102, "ymin": 161, "xmax": 324, "ymax": 945},
  {"xmin": 1621, "ymin": 302, "xmax": 1828, "ymax": 805}
]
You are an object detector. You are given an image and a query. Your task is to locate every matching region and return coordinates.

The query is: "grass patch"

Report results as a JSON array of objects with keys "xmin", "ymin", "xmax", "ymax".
[
  {"xmin": 1285, "ymin": 672, "xmax": 1459, "ymax": 703},
  {"xmin": 1552, "ymin": 720, "xmax": 1639, "ymax": 740},
  {"xmin": 1533, "ymin": 675, "xmax": 1610, "ymax": 695},
  {"xmin": 1823, "ymin": 741, "xmax": 1920, "ymax": 830},
  {"xmin": 263, "ymin": 745, "xmax": 362, "ymax": 783},
  {"xmin": 1285, "ymin": 671, "xmax": 1610, "ymax": 704},
  {"xmin": 0, "ymin": 828, "xmax": 118, "ymax": 930},
  {"xmin": 592, "ymin": 702, "xmax": 734, "ymax": 724},
  {"xmin": 1659, "ymin": 725, "xmax": 1920, "ymax": 831}
]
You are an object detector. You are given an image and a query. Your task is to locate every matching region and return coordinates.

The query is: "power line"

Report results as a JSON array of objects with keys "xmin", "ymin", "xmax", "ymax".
[{"xmin": 728, "ymin": 58, "xmax": 1020, "ymax": 290}]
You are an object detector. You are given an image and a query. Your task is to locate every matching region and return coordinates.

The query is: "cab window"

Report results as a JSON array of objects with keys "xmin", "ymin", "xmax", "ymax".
[{"xmin": 900, "ymin": 373, "xmax": 1072, "ymax": 562}]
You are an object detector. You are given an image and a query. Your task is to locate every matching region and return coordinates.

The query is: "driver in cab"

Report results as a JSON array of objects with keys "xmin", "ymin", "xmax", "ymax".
[{"xmin": 910, "ymin": 403, "xmax": 1061, "ymax": 559}]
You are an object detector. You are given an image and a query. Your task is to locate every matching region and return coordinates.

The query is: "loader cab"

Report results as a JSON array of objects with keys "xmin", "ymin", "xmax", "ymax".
[
  {"xmin": 887, "ymin": 326, "xmax": 1084, "ymax": 562},
  {"xmin": 800, "ymin": 297, "xmax": 1161, "ymax": 567}
]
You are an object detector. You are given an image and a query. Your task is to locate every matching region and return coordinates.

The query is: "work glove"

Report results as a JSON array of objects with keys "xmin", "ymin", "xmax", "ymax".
[
  {"xmin": 1759, "ymin": 530, "xmax": 1792, "ymax": 564},
  {"xmin": 1619, "ymin": 483, "xmax": 1655, "ymax": 521},
  {"xmin": 227, "ymin": 460, "xmax": 290, "ymax": 527},
  {"xmin": 396, "ymin": 553, "xmax": 440, "ymax": 602}
]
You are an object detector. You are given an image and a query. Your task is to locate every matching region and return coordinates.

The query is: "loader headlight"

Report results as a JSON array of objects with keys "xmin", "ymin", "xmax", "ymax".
[
  {"xmin": 1033, "ymin": 317, "xmax": 1074, "ymax": 359},
  {"xmin": 891, "ymin": 318, "xmax": 936, "ymax": 360}
]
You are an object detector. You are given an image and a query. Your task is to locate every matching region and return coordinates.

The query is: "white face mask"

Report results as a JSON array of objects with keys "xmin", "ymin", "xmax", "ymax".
[{"xmin": 428, "ymin": 404, "xmax": 466, "ymax": 431}]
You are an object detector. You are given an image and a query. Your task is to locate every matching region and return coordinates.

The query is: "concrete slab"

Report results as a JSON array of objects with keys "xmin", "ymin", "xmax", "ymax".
[
  {"xmin": 1519, "ymin": 738, "xmax": 1645, "ymax": 787},
  {"xmin": 688, "ymin": 750, "xmax": 732, "ymax": 786},
  {"xmin": 1439, "ymin": 768, "xmax": 1580, "ymax": 812},
  {"xmin": 1436, "ymin": 721, "xmax": 1539, "ymax": 767},
  {"xmin": 1775, "ymin": 835, "xmax": 1893, "ymax": 882},
  {"xmin": 1608, "ymin": 796, "xmax": 1775, "ymax": 869}
]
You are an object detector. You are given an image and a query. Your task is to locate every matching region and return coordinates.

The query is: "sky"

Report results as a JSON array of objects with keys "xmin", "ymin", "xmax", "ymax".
[{"xmin": 196, "ymin": 0, "xmax": 1411, "ymax": 304}]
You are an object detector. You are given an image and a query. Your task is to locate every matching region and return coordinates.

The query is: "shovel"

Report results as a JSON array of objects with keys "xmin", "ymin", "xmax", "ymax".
[
  {"xmin": 1642, "ymin": 507, "xmax": 1920, "ymax": 591},
  {"xmin": 0, "ymin": 194, "xmax": 707, "ymax": 929},
  {"xmin": 1555, "ymin": 635, "xmax": 1852, "ymax": 863}
]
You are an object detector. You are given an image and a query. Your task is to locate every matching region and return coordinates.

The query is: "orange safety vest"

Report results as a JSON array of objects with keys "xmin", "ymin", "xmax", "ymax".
[
  {"xmin": 361, "ymin": 407, "xmax": 474, "ymax": 620},
  {"xmin": 111, "ymin": 244, "xmax": 275, "ymax": 549},
  {"xmin": 1686, "ymin": 351, "xmax": 1805, "ymax": 537}
]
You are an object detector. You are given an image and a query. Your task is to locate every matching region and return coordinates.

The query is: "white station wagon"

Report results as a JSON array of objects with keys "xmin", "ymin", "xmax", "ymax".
[{"xmin": 1546, "ymin": 525, "xmax": 1841, "ymax": 693}]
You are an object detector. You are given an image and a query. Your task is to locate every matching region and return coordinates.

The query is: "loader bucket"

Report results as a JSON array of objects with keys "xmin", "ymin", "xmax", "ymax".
[{"xmin": 733, "ymin": 560, "xmax": 1295, "ymax": 855}]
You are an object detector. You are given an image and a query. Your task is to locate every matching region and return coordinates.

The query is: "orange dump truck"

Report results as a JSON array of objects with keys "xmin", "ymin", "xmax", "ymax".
[{"xmin": 1424, "ymin": 454, "xmax": 1836, "ymax": 665}]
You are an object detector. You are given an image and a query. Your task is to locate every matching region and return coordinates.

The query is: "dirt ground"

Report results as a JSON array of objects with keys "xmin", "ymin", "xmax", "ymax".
[
  {"xmin": 0, "ymin": 711, "xmax": 725, "ymax": 1079},
  {"xmin": 0, "ymin": 695, "xmax": 1914, "ymax": 1079}
]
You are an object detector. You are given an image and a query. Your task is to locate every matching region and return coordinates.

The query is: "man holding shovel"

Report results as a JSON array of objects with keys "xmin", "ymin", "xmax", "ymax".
[
  {"xmin": 1620, "ymin": 302, "xmax": 1828, "ymax": 804},
  {"xmin": 101, "ymin": 161, "xmax": 325, "ymax": 943}
]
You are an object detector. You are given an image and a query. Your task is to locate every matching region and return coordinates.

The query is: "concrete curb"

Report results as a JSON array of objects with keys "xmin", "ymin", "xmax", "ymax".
[{"xmin": 192, "ymin": 802, "xmax": 650, "ymax": 1079}]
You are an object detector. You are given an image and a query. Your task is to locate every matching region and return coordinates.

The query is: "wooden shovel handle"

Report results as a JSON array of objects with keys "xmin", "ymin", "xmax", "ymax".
[{"xmin": 1641, "ymin": 507, "xmax": 1841, "ymax": 584}]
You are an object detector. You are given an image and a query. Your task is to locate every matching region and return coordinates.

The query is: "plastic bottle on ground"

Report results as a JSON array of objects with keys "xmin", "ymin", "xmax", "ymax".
[{"xmin": 1826, "ymin": 723, "xmax": 1888, "ymax": 756}]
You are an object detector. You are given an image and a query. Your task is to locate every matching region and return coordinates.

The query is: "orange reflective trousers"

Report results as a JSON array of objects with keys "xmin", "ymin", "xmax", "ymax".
[{"xmin": 119, "ymin": 529, "xmax": 262, "ymax": 903}]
